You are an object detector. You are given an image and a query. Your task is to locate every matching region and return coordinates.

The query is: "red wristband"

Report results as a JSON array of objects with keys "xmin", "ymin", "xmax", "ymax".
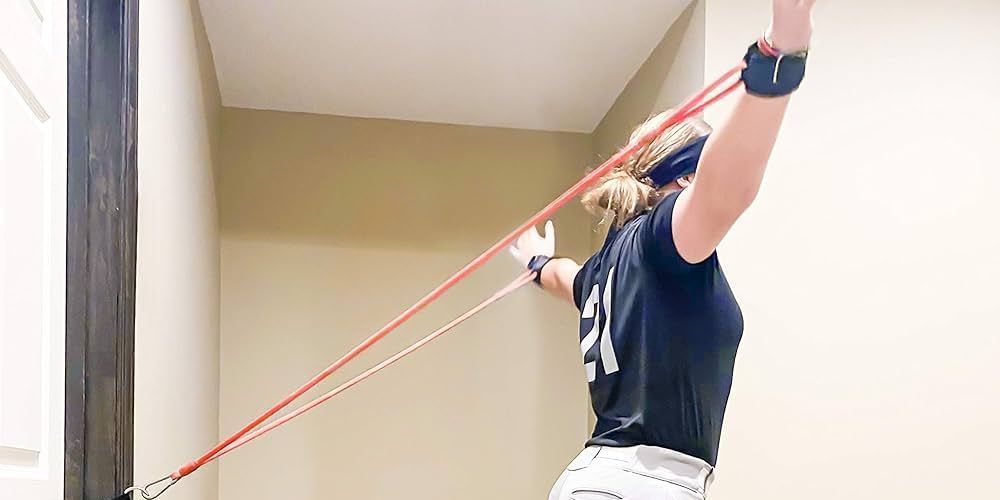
[{"xmin": 757, "ymin": 35, "xmax": 781, "ymax": 57}]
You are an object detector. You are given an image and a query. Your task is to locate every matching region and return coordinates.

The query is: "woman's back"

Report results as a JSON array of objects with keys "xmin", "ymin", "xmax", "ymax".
[{"xmin": 573, "ymin": 190, "xmax": 744, "ymax": 466}]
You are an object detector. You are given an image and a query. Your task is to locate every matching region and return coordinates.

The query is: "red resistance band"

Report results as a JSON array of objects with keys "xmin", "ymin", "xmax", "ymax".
[{"xmin": 163, "ymin": 61, "xmax": 747, "ymax": 483}]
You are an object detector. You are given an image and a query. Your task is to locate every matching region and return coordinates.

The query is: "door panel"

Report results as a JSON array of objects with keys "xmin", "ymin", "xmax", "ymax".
[{"xmin": 0, "ymin": 0, "xmax": 66, "ymax": 498}]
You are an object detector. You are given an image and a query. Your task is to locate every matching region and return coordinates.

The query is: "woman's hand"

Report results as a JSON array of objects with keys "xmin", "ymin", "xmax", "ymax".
[
  {"xmin": 510, "ymin": 220, "xmax": 580, "ymax": 305},
  {"xmin": 509, "ymin": 221, "xmax": 555, "ymax": 269},
  {"xmin": 768, "ymin": 0, "xmax": 816, "ymax": 53}
]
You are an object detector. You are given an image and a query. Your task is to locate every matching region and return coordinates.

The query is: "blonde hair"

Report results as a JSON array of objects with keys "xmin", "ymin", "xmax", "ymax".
[{"xmin": 582, "ymin": 110, "xmax": 711, "ymax": 226}]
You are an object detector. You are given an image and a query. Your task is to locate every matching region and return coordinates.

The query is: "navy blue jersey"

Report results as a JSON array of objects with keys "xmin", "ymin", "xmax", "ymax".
[{"xmin": 572, "ymin": 190, "xmax": 744, "ymax": 466}]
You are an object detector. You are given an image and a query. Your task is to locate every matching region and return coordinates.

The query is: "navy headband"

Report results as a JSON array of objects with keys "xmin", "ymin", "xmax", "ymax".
[{"xmin": 645, "ymin": 134, "xmax": 710, "ymax": 188}]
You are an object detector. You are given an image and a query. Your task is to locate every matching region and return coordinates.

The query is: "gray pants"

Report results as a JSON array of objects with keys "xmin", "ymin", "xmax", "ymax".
[{"xmin": 548, "ymin": 445, "xmax": 714, "ymax": 500}]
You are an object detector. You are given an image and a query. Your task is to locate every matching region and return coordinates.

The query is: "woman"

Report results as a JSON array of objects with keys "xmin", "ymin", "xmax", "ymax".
[{"xmin": 509, "ymin": 1, "xmax": 816, "ymax": 498}]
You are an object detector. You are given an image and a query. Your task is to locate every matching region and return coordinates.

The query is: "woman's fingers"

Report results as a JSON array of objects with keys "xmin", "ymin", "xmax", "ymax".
[
  {"xmin": 509, "ymin": 245, "xmax": 524, "ymax": 263},
  {"xmin": 511, "ymin": 222, "xmax": 556, "ymax": 266},
  {"xmin": 769, "ymin": 0, "xmax": 815, "ymax": 52},
  {"xmin": 776, "ymin": 0, "xmax": 816, "ymax": 7},
  {"xmin": 515, "ymin": 227, "xmax": 535, "ymax": 247}
]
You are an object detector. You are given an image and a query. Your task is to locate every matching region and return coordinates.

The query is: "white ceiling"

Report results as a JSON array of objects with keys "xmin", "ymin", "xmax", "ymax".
[{"xmin": 198, "ymin": 1, "xmax": 690, "ymax": 133}]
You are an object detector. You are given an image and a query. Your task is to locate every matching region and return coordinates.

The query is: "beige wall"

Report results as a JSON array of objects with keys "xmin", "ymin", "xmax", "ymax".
[
  {"xmin": 700, "ymin": 1, "xmax": 1000, "ymax": 499},
  {"xmin": 219, "ymin": 108, "xmax": 592, "ymax": 253},
  {"xmin": 135, "ymin": 2, "xmax": 221, "ymax": 500},
  {"xmin": 218, "ymin": 110, "xmax": 593, "ymax": 500}
]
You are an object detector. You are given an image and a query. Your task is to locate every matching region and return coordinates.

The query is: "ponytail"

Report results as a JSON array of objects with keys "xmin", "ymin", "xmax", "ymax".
[
  {"xmin": 580, "ymin": 170, "xmax": 659, "ymax": 225},
  {"xmin": 582, "ymin": 112, "xmax": 710, "ymax": 226}
]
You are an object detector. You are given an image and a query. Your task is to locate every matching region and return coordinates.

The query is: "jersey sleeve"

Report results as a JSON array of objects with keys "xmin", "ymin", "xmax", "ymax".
[
  {"xmin": 572, "ymin": 264, "xmax": 586, "ymax": 311},
  {"xmin": 639, "ymin": 189, "xmax": 710, "ymax": 272}
]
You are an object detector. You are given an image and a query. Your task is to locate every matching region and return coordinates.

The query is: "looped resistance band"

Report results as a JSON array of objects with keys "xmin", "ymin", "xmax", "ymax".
[{"xmin": 123, "ymin": 60, "xmax": 748, "ymax": 498}]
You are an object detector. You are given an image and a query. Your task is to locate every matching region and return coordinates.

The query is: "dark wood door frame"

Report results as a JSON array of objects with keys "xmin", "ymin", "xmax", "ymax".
[{"xmin": 65, "ymin": 1, "xmax": 139, "ymax": 500}]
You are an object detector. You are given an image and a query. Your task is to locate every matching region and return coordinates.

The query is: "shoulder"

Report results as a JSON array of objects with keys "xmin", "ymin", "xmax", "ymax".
[{"xmin": 638, "ymin": 189, "xmax": 714, "ymax": 272}]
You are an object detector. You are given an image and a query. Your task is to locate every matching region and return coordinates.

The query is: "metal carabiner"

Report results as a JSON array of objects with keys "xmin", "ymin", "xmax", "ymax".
[{"xmin": 121, "ymin": 475, "xmax": 178, "ymax": 500}]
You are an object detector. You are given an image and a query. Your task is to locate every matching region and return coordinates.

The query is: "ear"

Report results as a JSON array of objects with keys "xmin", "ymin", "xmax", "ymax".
[{"xmin": 676, "ymin": 174, "xmax": 694, "ymax": 188}]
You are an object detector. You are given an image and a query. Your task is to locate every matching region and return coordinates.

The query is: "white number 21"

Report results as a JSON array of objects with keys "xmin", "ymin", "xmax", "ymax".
[{"xmin": 580, "ymin": 267, "xmax": 619, "ymax": 382}]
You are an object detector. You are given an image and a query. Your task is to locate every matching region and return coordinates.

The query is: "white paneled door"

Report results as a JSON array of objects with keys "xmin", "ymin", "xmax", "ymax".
[{"xmin": 0, "ymin": 0, "xmax": 67, "ymax": 499}]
